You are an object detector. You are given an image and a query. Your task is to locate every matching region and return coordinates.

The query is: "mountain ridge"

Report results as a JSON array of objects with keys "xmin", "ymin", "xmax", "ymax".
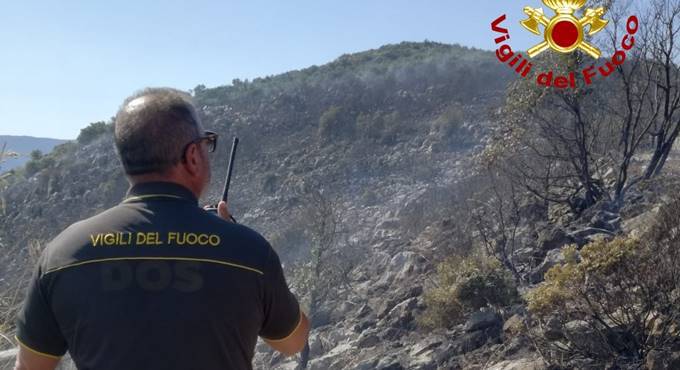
[{"xmin": 0, "ymin": 135, "xmax": 68, "ymax": 172}]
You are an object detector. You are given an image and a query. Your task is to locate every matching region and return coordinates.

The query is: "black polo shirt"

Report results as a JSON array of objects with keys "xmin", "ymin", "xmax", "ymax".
[{"xmin": 15, "ymin": 181, "xmax": 301, "ymax": 370}]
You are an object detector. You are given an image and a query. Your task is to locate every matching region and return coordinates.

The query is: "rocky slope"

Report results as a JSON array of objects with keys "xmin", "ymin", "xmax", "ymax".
[{"xmin": 0, "ymin": 41, "xmax": 581, "ymax": 369}]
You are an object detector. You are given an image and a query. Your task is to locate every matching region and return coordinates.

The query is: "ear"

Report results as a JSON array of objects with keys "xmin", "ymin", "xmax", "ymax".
[{"xmin": 183, "ymin": 144, "xmax": 202, "ymax": 177}]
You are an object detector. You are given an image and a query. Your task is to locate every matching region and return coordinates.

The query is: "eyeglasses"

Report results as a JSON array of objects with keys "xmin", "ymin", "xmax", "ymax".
[{"xmin": 182, "ymin": 130, "xmax": 218, "ymax": 161}]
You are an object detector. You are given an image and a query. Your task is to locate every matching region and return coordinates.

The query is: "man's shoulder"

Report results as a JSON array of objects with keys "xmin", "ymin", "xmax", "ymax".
[
  {"xmin": 51, "ymin": 203, "xmax": 132, "ymax": 242},
  {"xmin": 200, "ymin": 214, "xmax": 275, "ymax": 268},
  {"xmin": 40, "ymin": 203, "xmax": 275, "ymax": 275},
  {"xmin": 39, "ymin": 204, "xmax": 131, "ymax": 269}
]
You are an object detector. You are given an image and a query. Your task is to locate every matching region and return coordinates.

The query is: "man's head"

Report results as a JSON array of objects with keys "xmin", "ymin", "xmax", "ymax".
[{"xmin": 114, "ymin": 87, "xmax": 214, "ymax": 197}]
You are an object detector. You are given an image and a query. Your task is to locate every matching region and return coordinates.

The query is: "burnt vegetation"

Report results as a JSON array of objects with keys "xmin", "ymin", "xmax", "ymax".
[{"xmin": 0, "ymin": 2, "xmax": 679, "ymax": 366}]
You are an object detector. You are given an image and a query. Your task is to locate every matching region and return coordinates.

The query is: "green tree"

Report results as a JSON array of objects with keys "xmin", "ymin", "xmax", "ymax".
[
  {"xmin": 24, "ymin": 150, "xmax": 56, "ymax": 178},
  {"xmin": 77, "ymin": 121, "xmax": 112, "ymax": 145},
  {"xmin": 30, "ymin": 150, "xmax": 43, "ymax": 161}
]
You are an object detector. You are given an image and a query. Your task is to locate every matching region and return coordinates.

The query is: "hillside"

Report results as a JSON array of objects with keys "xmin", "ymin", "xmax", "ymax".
[
  {"xmin": 0, "ymin": 41, "xmax": 511, "ymax": 255},
  {"xmin": 0, "ymin": 41, "xmax": 520, "ymax": 369},
  {"xmin": 3, "ymin": 36, "xmax": 680, "ymax": 369}
]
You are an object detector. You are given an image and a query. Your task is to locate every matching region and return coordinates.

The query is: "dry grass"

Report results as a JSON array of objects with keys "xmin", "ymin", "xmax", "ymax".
[{"xmin": 0, "ymin": 240, "xmax": 42, "ymax": 350}]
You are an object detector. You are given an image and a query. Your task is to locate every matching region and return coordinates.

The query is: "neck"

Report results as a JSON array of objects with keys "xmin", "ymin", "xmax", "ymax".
[{"xmin": 128, "ymin": 171, "xmax": 203, "ymax": 199}]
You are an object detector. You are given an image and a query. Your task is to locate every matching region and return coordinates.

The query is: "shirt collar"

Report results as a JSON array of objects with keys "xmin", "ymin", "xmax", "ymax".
[{"xmin": 124, "ymin": 181, "xmax": 199, "ymax": 205}]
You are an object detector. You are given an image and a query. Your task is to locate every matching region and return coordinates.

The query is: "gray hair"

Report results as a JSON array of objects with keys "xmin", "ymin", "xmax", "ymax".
[{"xmin": 114, "ymin": 87, "xmax": 202, "ymax": 175}]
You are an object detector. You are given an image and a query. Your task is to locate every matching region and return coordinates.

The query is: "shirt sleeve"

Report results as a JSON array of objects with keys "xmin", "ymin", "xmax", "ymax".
[
  {"xmin": 259, "ymin": 245, "xmax": 301, "ymax": 341},
  {"xmin": 15, "ymin": 253, "xmax": 68, "ymax": 358}
]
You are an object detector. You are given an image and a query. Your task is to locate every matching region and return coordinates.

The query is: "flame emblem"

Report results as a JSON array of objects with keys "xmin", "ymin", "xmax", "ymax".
[{"xmin": 520, "ymin": 0, "xmax": 609, "ymax": 59}]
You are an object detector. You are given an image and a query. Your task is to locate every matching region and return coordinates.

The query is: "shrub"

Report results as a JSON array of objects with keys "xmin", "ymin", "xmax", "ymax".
[
  {"xmin": 356, "ymin": 111, "xmax": 403, "ymax": 145},
  {"xmin": 51, "ymin": 142, "xmax": 77, "ymax": 158},
  {"xmin": 24, "ymin": 151, "xmax": 55, "ymax": 178},
  {"xmin": 318, "ymin": 106, "xmax": 355, "ymax": 142},
  {"xmin": 77, "ymin": 121, "xmax": 112, "ymax": 145},
  {"xmin": 418, "ymin": 254, "xmax": 519, "ymax": 329},
  {"xmin": 431, "ymin": 104, "xmax": 464, "ymax": 144},
  {"xmin": 526, "ymin": 205, "xmax": 680, "ymax": 366}
]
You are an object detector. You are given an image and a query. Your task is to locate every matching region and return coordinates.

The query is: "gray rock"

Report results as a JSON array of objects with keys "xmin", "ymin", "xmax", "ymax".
[
  {"xmin": 543, "ymin": 316, "xmax": 564, "ymax": 341},
  {"xmin": 486, "ymin": 357, "xmax": 547, "ymax": 370},
  {"xmin": 355, "ymin": 303, "xmax": 373, "ymax": 319},
  {"xmin": 308, "ymin": 334, "xmax": 325, "ymax": 358},
  {"xmin": 502, "ymin": 335, "xmax": 527, "ymax": 357},
  {"xmin": 452, "ymin": 326, "xmax": 501, "ymax": 354},
  {"xmin": 590, "ymin": 210, "xmax": 621, "ymax": 232},
  {"xmin": 376, "ymin": 286, "xmax": 423, "ymax": 320},
  {"xmin": 537, "ymin": 226, "xmax": 572, "ymax": 252},
  {"xmin": 529, "ymin": 247, "xmax": 567, "ymax": 284},
  {"xmin": 353, "ymin": 318, "xmax": 376, "ymax": 333},
  {"xmin": 409, "ymin": 338, "xmax": 443, "ymax": 357},
  {"xmin": 357, "ymin": 333, "xmax": 380, "ymax": 348},
  {"xmin": 645, "ymin": 349, "xmax": 680, "ymax": 370},
  {"xmin": 376, "ymin": 356, "xmax": 404, "ymax": 370},
  {"xmin": 623, "ymin": 206, "xmax": 660, "ymax": 234},
  {"xmin": 382, "ymin": 297, "xmax": 418, "ymax": 329},
  {"xmin": 408, "ymin": 352, "xmax": 437, "ymax": 370},
  {"xmin": 351, "ymin": 358, "xmax": 379, "ymax": 370},
  {"xmin": 380, "ymin": 327, "xmax": 406, "ymax": 341},
  {"xmin": 563, "ymin": 320, "xmax": 598, "ymax": 350},
  {"xmin": 568, "ymin": 227, "xmax": 614, "ymax": 246},
  {"xmin": 464, "ymin": 310, "xmax": 502, "ymax": 333},
  {"xmin": 383, "ymin": 251, "xmax": 428, "ymax": 283},
  {"xmin": 311, "ymin": 309, "xmax": 332, "ymax": 328}
]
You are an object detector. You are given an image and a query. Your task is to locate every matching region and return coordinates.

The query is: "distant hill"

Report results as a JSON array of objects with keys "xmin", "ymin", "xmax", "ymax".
[{"xmin": 0, "ymin": 135, "xmax": 69, "ymax": 172}]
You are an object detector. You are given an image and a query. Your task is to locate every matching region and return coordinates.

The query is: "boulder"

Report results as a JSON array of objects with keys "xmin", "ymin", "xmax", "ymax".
[
  {"xmin": 384, "ymin": 251, "xmax": 428, "ymax": 282},
  {"xmin": 543, "ymin": 316, "xmax": 564, "ymax": 341},
  {"xmin": 381, "ymin": 297, "xmax": 419, "ymax": 329},
  {"xmin": 308, "ymin": 333, "xmax": 325, "ymax": 358},
  {"xmin": 564, "ymin": 320, "xmax": 598, "ymax": 350},
  {"xmin": 452, "ymin": 326, "xmax": 501, "ymax": 355},
  {"xmin": 357, "ymin": 333, "xmax": 380, "ymax": 348},
  {"xmin": 464, "ymin": 310, "xmax": 502, "ymax": 333}
]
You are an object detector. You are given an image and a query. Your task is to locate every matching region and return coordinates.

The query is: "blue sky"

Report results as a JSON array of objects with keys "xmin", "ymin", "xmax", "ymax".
[{"xmin": 0, "ymin": 1, "xmax": 540, "ymax": 139}]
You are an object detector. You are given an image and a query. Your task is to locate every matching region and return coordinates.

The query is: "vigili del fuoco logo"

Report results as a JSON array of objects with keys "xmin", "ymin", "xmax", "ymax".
[{"xmin": 491, "ymin": 0, "xmax": 639, "ymax": 89}]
